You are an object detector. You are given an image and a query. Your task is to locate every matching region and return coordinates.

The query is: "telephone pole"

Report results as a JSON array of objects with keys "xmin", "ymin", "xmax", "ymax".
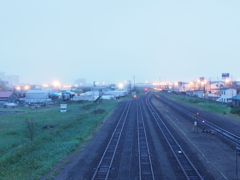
[{"xmin": 133, "ymin": 76, "xmax": 135, "ymax": 91}]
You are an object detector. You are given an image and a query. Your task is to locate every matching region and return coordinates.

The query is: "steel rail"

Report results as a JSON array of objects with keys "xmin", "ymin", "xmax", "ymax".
[
  {"xmin": 154, "ymin": 93, "xmax": 240, "ymax": 146},
  {"xmin": 137, "ymin": 99, "xmax": 155, "ymax": 180},
  {"xmin": 145, "ymin": 95, "xmax": 204, "ymax": 180},
  {"xmin": 91, "ymin": 101, "xmax": 132, "ymax": 180}
]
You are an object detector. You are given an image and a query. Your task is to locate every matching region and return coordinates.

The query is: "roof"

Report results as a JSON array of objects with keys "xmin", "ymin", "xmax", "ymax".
[
  {"xmin": 27, "ymin": 89, "xmax": 47, "ymax": 94},
  {"xmin": 220, "ymin": 87, "xmax": 236, "ymax": 90},
  {"xmin": 0, "ymin": 91, "xmax": 14, "ymax": 98},
  {"xmin": 206, "ymin": 94, "xmax": 220, "ymax": 98},
  {"xmin": 232, "ymin": 95, "xmax": 240, "ymax": 100}
]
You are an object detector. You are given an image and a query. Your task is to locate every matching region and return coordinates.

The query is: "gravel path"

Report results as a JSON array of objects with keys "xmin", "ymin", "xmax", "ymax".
[{"xmin": 152, "ymin": 94, "xmax": 239, "ymax": 180}]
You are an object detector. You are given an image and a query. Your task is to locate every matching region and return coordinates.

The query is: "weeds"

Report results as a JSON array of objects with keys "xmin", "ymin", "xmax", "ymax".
[
  {"xmin": 0, "ymin": 99, "xmax": 118, "ymax": 180},
  {"xmin": 231, "ymin": 107, "xmax": 240, "ymax": 115},
  {"xmin": 24, "ymin": 118, "xmax": 35, "ymax": 142}
]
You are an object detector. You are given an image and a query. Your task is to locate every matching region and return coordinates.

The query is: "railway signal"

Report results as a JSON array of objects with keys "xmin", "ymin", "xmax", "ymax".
[
  {"xmin": 202, "ymin": 120, "xmax": 205, "ymax": 131},
  {"xmin": 193, "ymin": 121, "xmax": 198, "ymax": 133},
  {"xmin": 194, "ymin": 113, "xmax": 200, "ymax": 133}
]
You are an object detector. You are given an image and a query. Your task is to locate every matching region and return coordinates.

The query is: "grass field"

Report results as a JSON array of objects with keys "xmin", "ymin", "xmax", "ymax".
[
  {"xmin": 0, "ymin": 99, "xmax": 119, "ymax": 180},
  {"xmin": 157, "ymin": 91, "xmax": 234, "ymax": 115}
]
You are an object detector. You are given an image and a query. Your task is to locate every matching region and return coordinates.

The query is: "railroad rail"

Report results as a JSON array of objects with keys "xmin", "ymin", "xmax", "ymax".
[
  {"xmin": 145, "ymin": 94, "xmax": 204, "ymax": 180},
  {"xmin": 91, "ymin": 101, "xmax": 132, "ymax": 180},
  {"xmin": 137, "ymin": 100, "xmax": 155, "ymax": 180},
  {"xmin": 154, "ymin": 93, "xmax": 240, "ymax": 146}
]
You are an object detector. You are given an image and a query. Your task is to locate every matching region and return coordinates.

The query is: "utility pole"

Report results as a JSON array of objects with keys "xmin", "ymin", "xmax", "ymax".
[
  {"xmin": 133, "ymin": 76, "xmax": 135, "ymax": 91},
  {"xmin": 159, "ymin": 77, "xmax": 161, "ymax": 89},
  {"xmin": 129, "ymin": 80, "xmax": 131, "ymax": 92},
  {"xmin": 209, "ymin": 77, "xmax": 211, "ymax": 93}
]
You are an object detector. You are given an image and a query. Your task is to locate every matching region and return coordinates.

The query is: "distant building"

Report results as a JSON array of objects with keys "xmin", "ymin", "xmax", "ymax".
[
  {"xmin": 0, "ymin": 91, "xmax": 19, "ymax": 103},
  {"xmin": 75, "ymin": 78, "xmax": 86, "ymax": 86},
  {"xmin": 216, "ymin": 88, "xmax": 237, "ymax": 103},
  {"xmin": 26, "ymin": 88, "xmax": 49, "ymax": 99},
  {"xmin": 0, "ymin": 72, "xmax": 19, "ymax": 87},
  {"xmin": 232, "ymin": 95, "xmax": 240, "ymax": 107}
]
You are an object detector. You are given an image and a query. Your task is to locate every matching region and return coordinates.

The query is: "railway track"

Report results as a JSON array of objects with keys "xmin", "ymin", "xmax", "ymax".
[
  {"xmin": 154, "ymin": 93, "xmax": 240, "ymax": 146},
  {"xmin": 145, "ymin": 94, "xmax": 204, "ymax": 180},
  {"xmin": 136, "ymin": 100, "xmax": 155, "ymax": 180},
  {"xmin": 91, "ymin": 101, "xmax": 132, "ymax": 180}
]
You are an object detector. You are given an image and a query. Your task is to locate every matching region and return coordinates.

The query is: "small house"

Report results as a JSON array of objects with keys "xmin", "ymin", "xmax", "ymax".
[
  {"xmin": 216, "ymin": 88, "xmax": 237, "ymax": 103},
  {"xmin": 0, "ymin": 91, "xmax": 19, "ymax": 103},
  {"xmin": 232, "ymin": 95, "xmax": 240, "ymax": 107}
]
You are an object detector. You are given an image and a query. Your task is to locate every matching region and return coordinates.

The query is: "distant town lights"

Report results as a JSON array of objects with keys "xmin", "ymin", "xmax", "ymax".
[
  {"xmin": 118, "ymin": 83, "xmax": 123, "ymax": 89},
  {"xmin": 24, "ymin": 86, "xmax": 30, "ymax": 90},
  {"xmin": 53, "ymin": 81, "xmax": 60, "ymax": 87}
]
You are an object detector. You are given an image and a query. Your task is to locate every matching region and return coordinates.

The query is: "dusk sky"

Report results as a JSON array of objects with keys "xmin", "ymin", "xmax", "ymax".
[{"xmin": 1, "ymin": 1, "xmax": 240, "ymax": 85}]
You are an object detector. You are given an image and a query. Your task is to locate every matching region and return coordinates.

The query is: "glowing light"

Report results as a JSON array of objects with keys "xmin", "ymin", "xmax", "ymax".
[
  {"xmin": 53, "ymin": 81, "xmax": 60, "ymax": 87},
  {"xmin": 16, "ymin": 86, "xmax": 21, "ymax": 90},
  {"xmin": 118, "ymin": 83, "xmax": 124, "ymax": 89},
  {"xmin": 225, "ymin": 79, "xmax": 230, "ymax": 83},
  {"xmin": 24, "ymin": 86, "xmax": 30, "ymax": 90}
]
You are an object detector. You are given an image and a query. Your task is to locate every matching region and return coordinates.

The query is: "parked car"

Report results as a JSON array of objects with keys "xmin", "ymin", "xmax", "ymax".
[{"xmin": 3, "ymin": 102, "xmax": 18, "ymax": 108}]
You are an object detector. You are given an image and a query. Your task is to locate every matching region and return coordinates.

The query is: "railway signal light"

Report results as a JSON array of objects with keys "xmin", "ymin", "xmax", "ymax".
[{"xmin": 202, "ymin": 120, "xmax": 205, "ymax": 131}]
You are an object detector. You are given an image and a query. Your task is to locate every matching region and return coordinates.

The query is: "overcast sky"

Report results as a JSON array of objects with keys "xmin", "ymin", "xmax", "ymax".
[{"xmin": 1, "ymin": 1, "xmax": 240, "ymax": 85}]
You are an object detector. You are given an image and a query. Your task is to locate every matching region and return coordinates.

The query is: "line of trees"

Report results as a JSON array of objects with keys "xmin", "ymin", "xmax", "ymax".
[{"xmin": 0, "ymin": 79, "xmax": 8, "ymax": 91}]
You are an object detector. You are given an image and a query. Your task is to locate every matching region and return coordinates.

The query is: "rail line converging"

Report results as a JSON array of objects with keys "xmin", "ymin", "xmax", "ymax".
[
  {"xmin": 137, "ymin": 100, "xmax": 155, "ymax": 180},
  {"xmin": 154, "ymin": 93, "xmax": 240, "ymax": 146},
  {"xmin": 145, "ymin": 94, "xmax": 204, "ymax": 180},
  {"xmin": 91, "ymin": 101, "xmax": 132, "ymax": 180}
]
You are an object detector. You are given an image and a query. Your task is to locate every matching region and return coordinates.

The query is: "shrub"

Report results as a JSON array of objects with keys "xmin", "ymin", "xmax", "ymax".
[{"xmin": 231, "ymin": 107, "xmax": 240, "ymax": 115}]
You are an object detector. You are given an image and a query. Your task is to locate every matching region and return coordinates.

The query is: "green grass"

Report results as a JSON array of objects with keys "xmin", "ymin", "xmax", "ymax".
[
  {"xmin": 157, "ymin": 91, "xmax": 231, "ymax": 114},
  {"xmin": 0, "ymin": 99, "xmax": 118, "ymax": 180}
]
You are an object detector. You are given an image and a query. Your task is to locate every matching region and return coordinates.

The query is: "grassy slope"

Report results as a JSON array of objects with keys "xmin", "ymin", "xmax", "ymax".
[
  {"xmin": 0, "ymin": 100, "xmax": 118, "ymax": 180},
  {"xmin": 157, "ymin": 91, "xmax": 238, "ymax": 116}
]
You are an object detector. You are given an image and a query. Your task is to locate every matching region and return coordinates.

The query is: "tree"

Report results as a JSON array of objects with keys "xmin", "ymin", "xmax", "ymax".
[
  {"xmin": 0, "ymin": 80, "xmax": 8, "ymax": 91},
  {"xmin": 24, "ymin": 118, "xmax": 35, "ymax": 142}
]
